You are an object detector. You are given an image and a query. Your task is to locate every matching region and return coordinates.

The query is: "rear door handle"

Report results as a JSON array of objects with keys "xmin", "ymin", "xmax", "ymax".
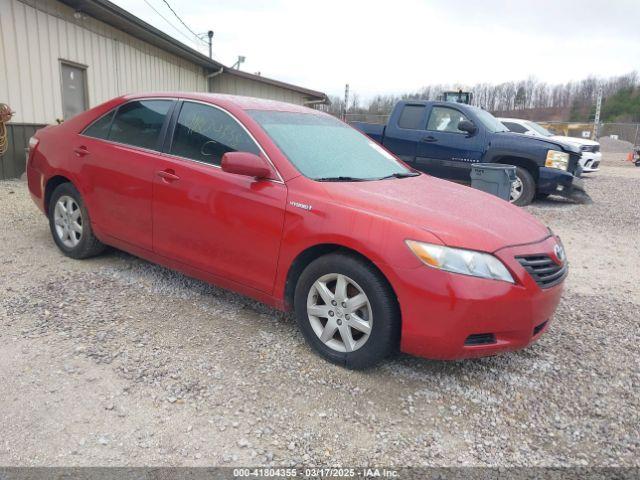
[
  {"xmin": 157, "ymin": 169, "xmax": 180, "ymax": 182},
  {"xmin": 421, "ymin": 136, "xmax": 438, "ymax": 143},
  {"xmin": 73, "ymin": 146, "xmax": 90, "ymax": 157}
]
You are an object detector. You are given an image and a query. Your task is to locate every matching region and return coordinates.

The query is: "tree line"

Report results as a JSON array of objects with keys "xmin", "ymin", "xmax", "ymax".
[{"xmin": 325, "ymin": 72, "xmax": 639, "ymax": 122}]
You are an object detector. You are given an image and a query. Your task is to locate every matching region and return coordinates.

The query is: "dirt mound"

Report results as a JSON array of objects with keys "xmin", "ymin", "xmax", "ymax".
[{"xmin": 599, "ymin": 136, "xmax": 634, "ymax": 153}]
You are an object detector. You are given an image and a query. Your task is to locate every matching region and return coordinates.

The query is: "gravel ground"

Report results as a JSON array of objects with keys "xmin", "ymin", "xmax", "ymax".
[{"xmin": 0, "ymin": 152, "xmax": 638, "ymax": 467}]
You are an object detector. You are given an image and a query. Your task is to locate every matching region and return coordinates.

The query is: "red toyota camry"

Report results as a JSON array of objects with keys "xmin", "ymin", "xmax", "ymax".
[{"xmin": 26, "ymin": 93, "xmax": 567, "ymax": 369}]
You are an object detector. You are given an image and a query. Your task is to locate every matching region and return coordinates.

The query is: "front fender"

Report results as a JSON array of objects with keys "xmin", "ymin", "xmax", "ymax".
[{"xmin": 273, "ymin": 205, "xmax": 443, "ymax": 306}]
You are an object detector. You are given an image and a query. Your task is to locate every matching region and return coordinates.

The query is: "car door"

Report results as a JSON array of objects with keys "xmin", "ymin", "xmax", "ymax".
[
  {"xmin": 152, "ymin": 100, "xmax": 287, "ymax": 294},
  {"xmin": 79, "ymin": 99, "xmax": 174, "ymax": 251},
  {"xmin": 415, "ymin": 105, "xmax": 484, "ymax": 182},
  {"xmin": 381, "ymin": 104, "xmax": 428, "ymax": 165}
]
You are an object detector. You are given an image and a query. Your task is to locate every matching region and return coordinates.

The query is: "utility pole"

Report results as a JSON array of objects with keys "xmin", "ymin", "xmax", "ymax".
[
  {"xmin": 207, "ymin": 30, "xmax": 214, "ymax": 59},
  {"xmin": 593, "ymin": 85, "xmax": 603, "ymax": 140},
  {"xmin": 343, "ymin": 83, "xmax": 350, "ymax": 121}
]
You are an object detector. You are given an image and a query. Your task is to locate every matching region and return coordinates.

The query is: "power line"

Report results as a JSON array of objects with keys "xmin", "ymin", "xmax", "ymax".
[
  {"xmin": 142, "ymin": 0, "xmax": 201, "ymax": 48},
  {"xmin": 160, "ymin": 0, "xmax": 207, "ymax": 45}
]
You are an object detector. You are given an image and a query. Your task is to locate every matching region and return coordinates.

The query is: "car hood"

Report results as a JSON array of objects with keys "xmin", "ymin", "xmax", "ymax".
[
  {"xmin": 551, "ymin": 135, "xmax": 598, "ymax": 147},
  {"xmin": 321, "ymin": 175, "xmax": 550, "ymax": 253},
  {"xmin": 500, "ymin": 131, "xmax": 582, "ymax": 154}
]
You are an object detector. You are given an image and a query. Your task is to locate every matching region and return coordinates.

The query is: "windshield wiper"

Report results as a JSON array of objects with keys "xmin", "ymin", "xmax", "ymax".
[
  {"xmin": 377, "ymin": 172, "xmax": 420, "ymax": 180},
  {"xmin": 315, "ymin": 176, "xmax": 369, "ymax": 182}
]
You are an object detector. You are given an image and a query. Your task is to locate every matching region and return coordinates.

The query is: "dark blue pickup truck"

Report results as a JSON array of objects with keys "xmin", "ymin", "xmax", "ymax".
[{"xmin": 351, "ymin": 101, "xmax": 587, "ymax": 205}]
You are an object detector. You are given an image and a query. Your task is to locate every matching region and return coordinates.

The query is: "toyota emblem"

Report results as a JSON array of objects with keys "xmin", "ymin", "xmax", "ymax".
[{"xmin": 554, "ymin": 244, "xmax": 566, "ymax": 264}]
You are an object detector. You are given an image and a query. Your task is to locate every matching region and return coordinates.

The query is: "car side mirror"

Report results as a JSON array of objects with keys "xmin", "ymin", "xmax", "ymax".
[
  {"xmin": 221, "ymin": 152, "xmax": 272, "ymax": 179},
  {"xmin": 458, "ymin": 120, "xmax": 477, "ymax": 135}
]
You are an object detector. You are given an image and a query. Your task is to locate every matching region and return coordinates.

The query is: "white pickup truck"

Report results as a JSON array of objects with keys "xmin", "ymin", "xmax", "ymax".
[{"xmin": 499, "ymin": 118, "xmax": 602, "ymax": 173}]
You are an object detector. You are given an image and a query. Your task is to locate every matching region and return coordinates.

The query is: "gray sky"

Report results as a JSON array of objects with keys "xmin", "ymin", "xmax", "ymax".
[{"xmin": 112, "ymin": 0, "xmax": 640, "ymax": 100}]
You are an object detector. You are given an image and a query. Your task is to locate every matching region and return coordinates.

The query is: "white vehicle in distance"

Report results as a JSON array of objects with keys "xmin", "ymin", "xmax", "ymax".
[{"xmin": 499, "ymin": 118, "xmax": 601, "ymax": 173}]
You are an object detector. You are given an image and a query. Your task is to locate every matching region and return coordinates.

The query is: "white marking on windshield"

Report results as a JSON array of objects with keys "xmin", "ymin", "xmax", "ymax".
[{"xmin": 368, "ymin": 141, "xmax": 396, "ymax": 160}]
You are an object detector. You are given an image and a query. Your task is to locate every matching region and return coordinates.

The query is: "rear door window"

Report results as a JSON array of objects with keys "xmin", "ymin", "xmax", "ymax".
[
  {"xmin": 426, "ymin": 106, "xmax": 470, "ymax": 134},
  {"xmin": 108, "ymin": 100, "xmax": 173, "ymax": 150},
  {"xmin": 169, "ymin": 102, "xmax": 260, "ymax": 166},
  {"xmin": 83, "ymin": 110, "xmax": 115, "ymax": 139},
  {"xmin": 397, "ymin": 105, "xmax": 426, "ymax": 129}
]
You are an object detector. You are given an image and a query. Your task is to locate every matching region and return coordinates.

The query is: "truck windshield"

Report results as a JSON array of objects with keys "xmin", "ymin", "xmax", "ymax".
[
  {"xmin": 248, "ymin": 110, "xmax": 412, "ymax": 181},
  {"xmin": 474, "ymin": 108, "xmax": 509, "ymax": 133},
  {"xmin": 525, "ymin": 121, "xmax": 553, "ymax": 137}
]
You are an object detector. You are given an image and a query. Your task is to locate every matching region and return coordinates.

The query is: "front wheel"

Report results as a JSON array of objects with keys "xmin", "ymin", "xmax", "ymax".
[
  {"xmin": 510, "ymin": 167, "xmax": 536, "ymax": 206},
  {"xmin": 294, "ymin": 252, "xmax": 400, "ymax": 369}
]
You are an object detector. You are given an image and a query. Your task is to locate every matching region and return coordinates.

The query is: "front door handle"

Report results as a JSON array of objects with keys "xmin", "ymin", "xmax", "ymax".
[
  {"xmin": 157, "ymin": 169, "xmax": 180, "ymax": 182},
  {"xmin": 421, "ymin": 136, "xmax": 438, "ymax": 143},
  {"xmin": 73, "ymin": 146, "xmax": 90, "ymax": 157}
]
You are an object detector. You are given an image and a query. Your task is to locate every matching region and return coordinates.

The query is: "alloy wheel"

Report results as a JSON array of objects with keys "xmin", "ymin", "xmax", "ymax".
[
  {"xmin": 53, "ymin": 195, "xmax": 83, "ymax": 248},
  {"xmin": 510, "ymin": 175, "xmax": 523, "ymax": 203},
  {"xmin": 306, "ymin": 273, "xmax": 373, "ymax": 353}
]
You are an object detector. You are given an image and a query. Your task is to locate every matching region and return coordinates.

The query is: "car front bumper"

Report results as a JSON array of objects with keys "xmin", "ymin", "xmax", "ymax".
[
  {"xmin": 579, "ymin": 151, "xmax": 602, "ymax": 172},
  {"xmin": 537, "ymin": 167, "xmax": 590, "ymax": 202},
  {"xmin": 392, "ymin": 236, "xmax": 565, "ymax": 360}
]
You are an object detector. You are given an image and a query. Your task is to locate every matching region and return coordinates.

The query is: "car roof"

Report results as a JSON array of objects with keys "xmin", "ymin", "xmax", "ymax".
[{"xmin": 120, "ymin": 92, "xmax": 316, "ymax": 113}]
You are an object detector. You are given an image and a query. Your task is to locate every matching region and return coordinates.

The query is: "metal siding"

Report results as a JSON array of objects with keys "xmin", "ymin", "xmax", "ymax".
[
  {"xmin": 0, "ymin": 0, "xmax": 208, "ymax": 124},
  {"xmin": 210, "ymin": 73, "xmax": 307, "ymax": 105}
]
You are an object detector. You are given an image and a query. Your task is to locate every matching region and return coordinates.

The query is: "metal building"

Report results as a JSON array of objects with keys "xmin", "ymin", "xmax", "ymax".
[{"xmin": 0, "ymin": 0, "xmax": 328, "ymax": 179}]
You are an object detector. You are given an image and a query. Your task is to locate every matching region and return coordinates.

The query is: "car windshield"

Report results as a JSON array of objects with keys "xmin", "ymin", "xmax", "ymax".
[
  {"xmin": 247, "ymin": 110, "xmax": 413, "ymax": 181},
  {"xmin": 473, "ymin": 108, "xmax": 509, "ymax": 133},
  {"xmin": 525, "ymin": 121, "xmax": 553, "ymax": 137}
]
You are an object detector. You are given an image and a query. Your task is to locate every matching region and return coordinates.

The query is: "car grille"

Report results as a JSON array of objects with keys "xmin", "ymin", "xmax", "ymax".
[
  {"xmin": 581, "ymin": 145, "xmax": 600, "ymax": 153},
  {"xmin": 516, "ymin": 255, "xmax": 567, "ymax": 288}
]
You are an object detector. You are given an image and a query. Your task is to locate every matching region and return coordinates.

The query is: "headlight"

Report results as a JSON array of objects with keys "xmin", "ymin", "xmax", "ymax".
[
  {"xmin": 545, "ymin": 150, "xmax": 569, "ymax": 170},
  {"xmin": 406, "ymin": 240, "xmax": 514, "ymax": 283}
]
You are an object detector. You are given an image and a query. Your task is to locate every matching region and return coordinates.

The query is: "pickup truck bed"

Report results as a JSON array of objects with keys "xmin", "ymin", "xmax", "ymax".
[{"xmin": 352, "ymin": 122, "xmax": 385, "ymax": 144}]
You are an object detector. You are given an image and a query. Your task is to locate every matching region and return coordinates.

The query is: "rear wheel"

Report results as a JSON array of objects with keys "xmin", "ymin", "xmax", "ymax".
[
  {"xmin": 48, "ymin": 183, "xmax": 105, "ymax": 259},
  {"xmin": 510, "ymin": 167, "xmax": 535, "ymax": 206},
  {"xmin": 294, "ymin": 252, "xmax": 400, "ymax": 369}
]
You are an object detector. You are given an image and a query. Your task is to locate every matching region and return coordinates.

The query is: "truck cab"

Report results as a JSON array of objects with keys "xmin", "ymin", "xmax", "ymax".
[{"xmin": 351, "ymin": 101, "xmax": 586, "ymax": 206}]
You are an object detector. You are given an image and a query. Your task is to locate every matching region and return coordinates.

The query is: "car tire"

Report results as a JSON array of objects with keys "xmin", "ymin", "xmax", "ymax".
[
  {"xmin": 510, "ymin": 167, "xmax": 536, "ymax": 206},
  {"xmin": 294, "ymin": 252, "xmax": 400, "ymax": 369},
  {"xmin": 48, "ymin": 183, "xmax": 105, "ymax": 259}
]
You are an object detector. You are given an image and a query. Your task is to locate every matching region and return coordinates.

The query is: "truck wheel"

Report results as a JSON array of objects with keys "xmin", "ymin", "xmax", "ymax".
[
  {"xmin": 294, "ymin": 252, "xmax": 400, "ymax": 369},
  {"xmin": 48, "ymin": 183, "xmax": 106, "ymax": 259},
  {"xmin": 510, "ymin": 167, "xmax": 535, "ymax": 206}
]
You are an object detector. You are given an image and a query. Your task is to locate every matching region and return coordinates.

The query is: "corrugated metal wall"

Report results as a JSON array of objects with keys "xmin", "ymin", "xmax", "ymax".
[
  {"xmin": 210, "ymin": 73, "xmax": 309, "ymax": 105},
  {"xmin": 0, "ymin": 0, "xmax": 321, "ymax": 179},
  {"xmin": 0, "ymin": 0, "xmax": 208, "ymax": 125}
]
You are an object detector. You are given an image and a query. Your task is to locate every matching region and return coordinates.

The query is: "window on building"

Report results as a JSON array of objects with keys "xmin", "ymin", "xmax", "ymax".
[
  {"xmin": 83, "ymin": 110, "xmax": 115, "ymax": 139},
  {"xmin": 170, "ymin": 102, "xmax": 260, "ymax": 166},
  {"xmin": 426, "ymin": 107, "xmax": 470, "ymax": 133},
  {"xmin": 108, "ymin": 100, "xmax": 172, "ymax": 150},
  {"xmin": 502, "ymin": 121, "xmax": 528, "ymax": 134},
  {"xmin": 397, "ymin": 105, "xmax": 426, "ymax": 130}
]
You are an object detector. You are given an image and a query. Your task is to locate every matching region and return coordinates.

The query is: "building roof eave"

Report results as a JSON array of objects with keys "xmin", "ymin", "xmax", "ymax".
[{"xmin": 56, "ymin": 0, "xmax": 328, "ymax": 102}]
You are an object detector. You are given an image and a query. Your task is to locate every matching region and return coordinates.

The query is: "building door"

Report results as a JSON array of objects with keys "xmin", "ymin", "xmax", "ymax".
[{"xmin": 61, "ymin": 63, "xmax": 87, "ymax": 120}]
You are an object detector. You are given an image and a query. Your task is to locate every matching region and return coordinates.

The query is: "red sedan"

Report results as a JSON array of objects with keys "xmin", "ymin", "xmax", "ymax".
[{"xmin": 26, "ymin": 93, "xmax": 567, "ymax": 369}]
